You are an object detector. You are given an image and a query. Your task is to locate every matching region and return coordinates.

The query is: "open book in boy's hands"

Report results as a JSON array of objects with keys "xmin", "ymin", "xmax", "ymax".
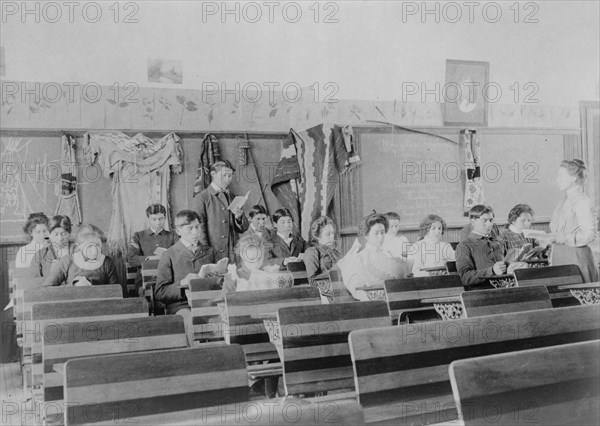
[
  {"xmin": 504, "ymin": 243, "xmax": 548, "ymax": 264},
  {"xmin": 198, "ymin": 257, "xmax": 229, "ymax": 278},
  {"xmin": 227, "ymin": 191, "xmax": 250, "ymax": 212}
]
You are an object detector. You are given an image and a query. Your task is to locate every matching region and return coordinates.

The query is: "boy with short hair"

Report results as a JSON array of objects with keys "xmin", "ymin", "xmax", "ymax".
[
  {"xmin": 196, "ymin": 160, "xmax": 249, "ymax": 262},
  {"xmin": 456, "ymin": 204, "xmax": 506, "ymax": 287},
  {"xmin": 126, "ymin": 204, "xmax": 178, "ymax": 267},
  {"xmin": 155, "ymin": 210, "xmax": 219, "ymax": 345}
]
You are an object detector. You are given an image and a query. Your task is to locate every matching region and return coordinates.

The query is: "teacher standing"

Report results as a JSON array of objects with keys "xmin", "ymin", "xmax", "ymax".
[{"xmin": 549, "ymin": 159, "xmax": 598, "ymax": 282}]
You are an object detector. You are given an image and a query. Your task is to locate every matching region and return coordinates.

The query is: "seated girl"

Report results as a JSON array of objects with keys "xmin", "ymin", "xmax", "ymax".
[
  {"xmin": 223, "ymin": 235, "xmax": 293, "ymax": 293},
  {"xmin": 302, "ymin": 216, "xmax": 341, "ymax": 279},
  {"xmin": 43, "ymin": 224, "xmax": 119, "ymax": 287},
  {"xmin": 264, "ymin": 208, "xmax": 308, "ymax": 268},
  {"xmin": 498, "ymin": 204, "xmax": 543, "ymax": 253},
  {"xmin": 31, "ymin": 215, "xmax": 75, "ymax": 279},
  {"xmin": 409, "ymin": 214, "xmax": 456, "ymax": 277},
  {"xmin": 381, "ymin": 212, "xmax": 410, "ymax": 258},
  {"xmin": 339, "ymin": 213, "xmax": 409, "ymax": 301},
  {"xmin": 15, "ymin": 212, "xmax": 49, "ymax": 269}
]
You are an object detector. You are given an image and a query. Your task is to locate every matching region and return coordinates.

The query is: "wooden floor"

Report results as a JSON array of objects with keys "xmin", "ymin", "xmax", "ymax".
[{"xmin": 1, "ymin": 362, "xmax": 39, "ymax": 426}]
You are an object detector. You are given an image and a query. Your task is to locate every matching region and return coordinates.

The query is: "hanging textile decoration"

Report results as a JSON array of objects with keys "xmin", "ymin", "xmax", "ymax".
[
  {"xmin": 85, "ymin": 131, "xmax": 183, "ymax": 255},
  {"xmin": 332, "ymin": 125, "xmax": 361, "ymax": 174},
  {"xmin": 237, "ymin": 135, "xmax": 250, "ymax": 166},
  {"xmin": 271, "ymin": 124, "xmax": 345, "ymax": 240},
  {"xmin": 55, "ymin": 133, "xmax": 82, "ymax": 225},
  {"xmin": 461, "ymin": 129, "xmax": 485, "ymax": 212},
  {"xmin": 193, "ymin": 133, "xmax": 220, "ymax": 197}
]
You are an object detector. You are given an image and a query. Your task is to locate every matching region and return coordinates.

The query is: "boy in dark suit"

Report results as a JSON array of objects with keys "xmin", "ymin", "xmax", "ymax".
[
  {"xmin": 155, "ymin": 210, "xmax": 219, "ymax": 345},
  {"xmin": 456, "ymin": 204, "xmax": 506, "ymax": 288},
  {"xmin": 264, "ymin": 208, "xmax": 308, "ymax": 269},
  {"xmin": 196, "ymin": 160, "xmax": 249, "ymax": 263},
  {"xmin": 126, "ymin": 204, "xmax": 178, "ymax": 294}
]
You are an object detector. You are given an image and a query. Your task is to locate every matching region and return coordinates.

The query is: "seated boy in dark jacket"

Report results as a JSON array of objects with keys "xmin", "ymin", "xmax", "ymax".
[{"xmin": 155, "ymin": 210, "xmax": 219, "ymax": 345}]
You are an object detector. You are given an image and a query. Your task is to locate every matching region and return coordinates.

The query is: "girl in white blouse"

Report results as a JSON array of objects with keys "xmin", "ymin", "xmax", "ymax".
[
  {"xmin": 15, "ymin": 212, "xmax": 49, "ymax": 269},
  {"xmin": 340, "ymin": 213, "xmax": 409, "ymax": 300},
  {"xmin": 548, "ymin": 159, "xmax": 598, "ymax": 282},
  {"xmin": 409, "ymin": 214, "xmax": 456, "ymax": 277}
]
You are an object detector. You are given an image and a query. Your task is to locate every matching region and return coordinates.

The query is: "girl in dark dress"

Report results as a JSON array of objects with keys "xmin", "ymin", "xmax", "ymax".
[{"xmin": 43, "ymin": 224, "xmax": 119, "ymax": 287}]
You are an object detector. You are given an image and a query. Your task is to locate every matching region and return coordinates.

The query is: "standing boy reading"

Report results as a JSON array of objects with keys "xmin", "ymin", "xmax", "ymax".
[
  {"xmin": 196, "ymin": 160, "xmax": 249, "ymax": 263},
  {"xmin": 155, "ymin": 210, "xmax": 219, "ymax": 345}
]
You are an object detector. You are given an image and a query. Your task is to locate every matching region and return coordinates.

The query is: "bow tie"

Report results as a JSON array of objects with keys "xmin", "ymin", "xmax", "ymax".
[{"xmin": 217, "ymin": 188, "xmax": 229, "ymax": 194}]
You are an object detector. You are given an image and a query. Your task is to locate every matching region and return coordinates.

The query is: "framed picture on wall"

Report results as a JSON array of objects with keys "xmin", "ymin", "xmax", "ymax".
[{"xmin": 443, "ymin": 59, "xmax": 489, "ymax": 126}]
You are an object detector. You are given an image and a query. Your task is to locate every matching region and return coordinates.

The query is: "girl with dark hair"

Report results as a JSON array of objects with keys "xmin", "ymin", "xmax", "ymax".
[
  {"xmin": 31, "ymin": 215, "xmax": 75, "ymax": 279},
  {"xmin": 548, "ymin": 159, "xmax": 598, "ymax": 282},
  {"xmin": 339, "ymin": 213, "xmax": 409, "ymax": 300},
  {"xmin": 43, "ymin": 224, "xmax": 119, "ymax": 287},
  {"xmin": 302, "ymin": 216, "xmax": 341, "ymax": 278},
  {"xmin": 409, "ymin": 214, "xmax": 455, "ymax": 277},
  {"xmin": 15, "ymin": 212, "xmax": 49, "ymax": 268},
  {"xmin": 498, "ymin": 204, "xmax": 538, "ymax": 252},
  {"xmin": 382, "ymin": 212, "xmax": 410, "ymax": 258}
]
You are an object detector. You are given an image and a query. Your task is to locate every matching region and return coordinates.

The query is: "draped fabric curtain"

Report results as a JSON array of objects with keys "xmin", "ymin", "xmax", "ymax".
[
  {"xmin": 84, "ymin": 132, "xmax": 183, "ymax": 255},
  {"xmin": 460, "ymin": 129, "xmax": 485, "ymax": 212}
]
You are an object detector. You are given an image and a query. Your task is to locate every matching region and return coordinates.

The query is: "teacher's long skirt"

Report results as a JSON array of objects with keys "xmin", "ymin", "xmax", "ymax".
[{"xmin": 550, "ymin": 244, "xmax": 599, "ymax": 283}]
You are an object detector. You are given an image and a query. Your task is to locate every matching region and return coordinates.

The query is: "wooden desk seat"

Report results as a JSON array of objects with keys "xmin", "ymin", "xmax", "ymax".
[
  {"xmin": 63, "ymin": 345, "xmax": 248, "ymax": 425},
  {"xmin": 223, "ymin": 287, "xmax": 321, "ymax": 378},
  {"xmin": 124, "ymin": 261, "xmax": 139, "ymax": 297},
  {"xmin": 42, "ymin": 316, "xmax": 186, "ymax": 405},
  {"xmin": 348, "ymin": 304, "xmax": 600, "ymax": 424},
  {"xmin": 514, "ymin": 264, "xmax": 583, "ymax": 306},
  {"xmin": 186, "ymin": 278, "xmax": 224, "ymax": 342},
  {"xmin": 276, "ymin": 301, "xmax": 390, "ymax": 396},
  {"xmin": 20, "ymin": 284, "xmax": 122, "ymax": 397},
  {"xmin": 142, "ymin": 257, "xmax": 162, "ymax": 315},
  {"xmin": 449, "ymin": 340, "xmax": 600, "ymax": 425},
  {"xmin": 461, "ymin": 285, "xmax": 552, "ymax": 317},
  {"xmin": 30, "ymin": 298, "xmax": 148, "ymax": 400},
  {"xmin": 384, "ymin": 275, "xmax": 464, "ymax": 324},
  {"xmin": 287, "ymin": 261, "xmax": 310, "ymax": 286}
]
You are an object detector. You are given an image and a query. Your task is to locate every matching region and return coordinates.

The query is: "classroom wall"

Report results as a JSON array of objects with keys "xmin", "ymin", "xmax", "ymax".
[{"xmin": 1, "ymin": 1, "xmax": 598, "ymax": 108}]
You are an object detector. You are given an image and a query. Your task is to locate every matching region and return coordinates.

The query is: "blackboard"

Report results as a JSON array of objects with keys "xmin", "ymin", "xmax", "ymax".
[
  {"xmin": 359, "ymin": 128, "xmax": 565, "ymax": 228},
  {"xmin": 0, "ymin": 136, "xmax": 63, "ymax": 242}
]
